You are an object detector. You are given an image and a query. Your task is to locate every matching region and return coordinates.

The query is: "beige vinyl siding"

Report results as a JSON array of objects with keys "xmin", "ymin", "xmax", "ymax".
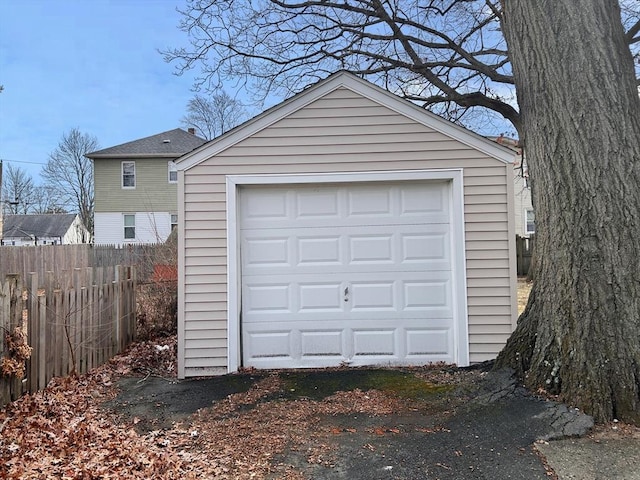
[
  {"xmin": 94, "ymin": 157, "xmax": 177, "ymax": 213},
  {"xmin": 180, "ymin": 86, "xmax": 515, "ymax": 375}
]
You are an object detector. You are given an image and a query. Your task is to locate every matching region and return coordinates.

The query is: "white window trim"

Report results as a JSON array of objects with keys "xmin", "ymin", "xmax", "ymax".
[
  {"xmin": 168, "ymin": 161, "xmax": 178, "ymax": 184},
  {"xmin": 525, "ymin": 208, "xmax": 536, "ymax": 235},
  {"xmin": 123, "ymin": 213, "xmax": 136, "ymax": 241},
  {"xmin": 224, "ymin": 169, "xmax": 469, "ymax": 373},
  {"xmin": 122, "ymin": 161, "xmax": 136, "ymax": 189},
  {"xmin": 170, "ymin": 213, "xmax": 178, "ymax": 231}
]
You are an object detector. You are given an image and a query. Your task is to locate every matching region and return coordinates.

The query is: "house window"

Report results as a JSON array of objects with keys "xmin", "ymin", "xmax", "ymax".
[
  {"xmin": 168, "ymin": 161, "xmax": 177, "ymax": 183},
  {"xmin": 122, "ymin": 161, "xmax": 136, "ymax": 188},
  {"xmin": 124, "ymin": 214, "xmax": 136, "ymax": 240},
  {"xmin": 525, "ymin": 209, "xmax": 536, "ymax": 235},
  {"xmin": 170, "ymin": 214, "xmax": 178, "ymax": 231}
]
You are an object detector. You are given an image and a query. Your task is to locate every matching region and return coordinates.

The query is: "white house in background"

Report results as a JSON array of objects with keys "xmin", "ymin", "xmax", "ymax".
[
  {"xmin": 175, "ymin": 72, "xmax": 518, "ymax": 378},
  {"xmin": 86, "ymin": 128, "xmax": 207, "ymax": 245},
  {"xmin": 491, "ymin": 136, "xmax": 535, "ymax": 237},
  {"xmin": 514, "ymin": 155, "xmax": 535, "ymax": 237},
  {"xmin": 1, "ymin": 214, "xmax": 89, "ymax": 246}
]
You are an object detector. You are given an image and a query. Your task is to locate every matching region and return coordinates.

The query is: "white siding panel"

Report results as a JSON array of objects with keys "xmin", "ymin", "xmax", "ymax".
[
  {"xmin": 94, "ymin": 213, "xmax": 123, "ymax": 245},
  {"xmin": 135, "ymin": 212, "xmax": 172, "ymax": 244},
  {"xmin": 180, "ymin": 85, "xmax": 516, "ymax": 377},
  {"xmin": 94, "ymin": 212, "xmax": 173, "ymax": 245}
]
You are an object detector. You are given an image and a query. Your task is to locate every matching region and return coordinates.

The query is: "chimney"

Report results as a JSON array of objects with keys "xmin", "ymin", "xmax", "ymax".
[{"xmin": 188, "ymin": 128, "xmax": 196, "ymax": 135}]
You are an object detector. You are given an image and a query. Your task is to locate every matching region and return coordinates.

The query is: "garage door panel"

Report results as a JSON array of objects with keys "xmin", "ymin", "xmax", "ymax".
[
  {"xmin": 242, "ymin": 224, "xmax": 451, "ymax": 274},
  {"xmin": 245, "ymin": 331, "xmax": 292, "ymax": 359},
  {"xmin": 299, "ymin": 283, "xmax": 343, "ymax": 312},
  {"xmin": 240, "ymin": 182, "xmax": 450, "ymax": 229},
  {"xmin": 350, "ymin": 281, "xmax": 395, "ymax": 311},
  {"xmin": 243, "ymin": 309, "xmax": 454, "ymax": 324},
  {"xmin": 242, "ymin": 273, "xmax": 454, "ymax": 318},
  {"xmin": 243, "ymin": 189, "xmax": 289, "ymax": 220},
  {"xmin": 244, "ymin": 284, "xmax": 291, "ymax": 313},
  {"xmin": 349, "ymin": 235, "xmax": 394, "ymax": 263},
  {"xmin": 243, "ymin": 318, "xmax": 455, "ymax": 368},
  {"xmin": 406, "ymin": 328, "xmax": 452, "ymax": 357},
  {"xmin": 401, "ymin": 232, "xmax": 449, "ymax": 263},
  {"xmin": 240, "ymin": 181, "xmax": 459, "ymax": 369},
  {"xmin": 301, "ymin": 330, "xmax": 344, "ymax": 357},
  {"xmin": 243, "ymin": 237, "xmax": 291, "ymax": 267},
  {"xmin": 403, "ymin": 280, "xmax": 451, "ymax": 309},
  {"xmin": 296, "ymin": 189, "xmax": 340, "ymax": 218},
  {"xmin": 347, "ymin": 188, "xmax": 393, "ymax": 217},
  {"xmin": 353, "ymin": 329, "xmax": 396, "ymax": 356},
  {"xmin": 298, "ymin": 236, "xmax": 341, "ymax": 265},
  {"xmin": 400, "ymin": 183, "xmax": 448, "ymax": 216}
]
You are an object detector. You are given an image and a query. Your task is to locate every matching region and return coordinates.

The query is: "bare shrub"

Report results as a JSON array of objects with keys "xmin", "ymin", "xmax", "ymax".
[
  {"xmin": 135, "ymin": 233, "xmax": 178, "ymax": 340},
  {"xmin": 136, "ymin": 281, "xmax": 177, "ymax": 340}
]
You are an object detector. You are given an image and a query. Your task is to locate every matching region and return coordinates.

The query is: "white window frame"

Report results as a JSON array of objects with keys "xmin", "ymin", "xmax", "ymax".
[
  {"xmin": 123, "ymin": 214, "xmax": 136, "ymax": 241},
  {"xmin": 170, "ymin": 213, "xmax": 178, "ymax": 231},
  {"xmin": 525, "ymin": 209, "xmax": 536, "ymax": 235},
  {"xmin": 122, "ymin": 161, "xmax": 136, "ymax": 189},
  {"xmin": 168, "ymin": 161, "xmax": 177, "ymax": 183}
]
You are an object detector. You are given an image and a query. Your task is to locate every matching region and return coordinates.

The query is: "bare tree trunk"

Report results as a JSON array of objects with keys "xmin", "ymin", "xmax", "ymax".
[{"xmin": 496, "ymin": 0, "xmax": 640, "ymax": 423}]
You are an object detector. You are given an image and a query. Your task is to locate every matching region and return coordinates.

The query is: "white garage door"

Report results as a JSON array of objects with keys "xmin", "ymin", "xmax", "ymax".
[{"xmin": 239, "ymin": 181, "xmax": 459, "ymax": 369}]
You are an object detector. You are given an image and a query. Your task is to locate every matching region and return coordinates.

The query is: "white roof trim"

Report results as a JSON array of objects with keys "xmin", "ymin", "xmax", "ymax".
[{"xmin": 176, "ymin": 71, "xmax": 515, "ymax": 171}]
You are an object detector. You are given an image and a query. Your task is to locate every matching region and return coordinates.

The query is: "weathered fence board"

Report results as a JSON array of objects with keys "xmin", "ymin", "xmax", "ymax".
[
  {"xmin": 0, "ymin": 243, "xmax": 173, "ymax": 284},
  {"xmin": 0, "ymin": 266, "xmax": 136, "ymax": 407},
  {"xmin": 516, "ymin": 235, "xmax": 535, "ymax": 277}
]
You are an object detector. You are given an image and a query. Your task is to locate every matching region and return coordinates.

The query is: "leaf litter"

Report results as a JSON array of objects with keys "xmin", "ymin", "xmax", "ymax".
[{"xmin": 1, "ymin": 336, "xmax": 481, "ymax": 479}]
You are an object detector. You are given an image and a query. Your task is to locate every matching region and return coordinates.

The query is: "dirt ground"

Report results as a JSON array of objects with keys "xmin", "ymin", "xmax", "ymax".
[{"xmin": 518, "ymin": 278, "xmax": 532, "ymax": 315}]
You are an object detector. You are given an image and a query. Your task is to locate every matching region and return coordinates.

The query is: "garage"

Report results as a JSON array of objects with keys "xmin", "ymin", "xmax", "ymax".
[
  {"xmin": 176, "ymin": 71, "xmax": 517, "ymax": 378},
  {"xmin": 239, "ymin": 180, "xmax": 462, "ymax": 369}
]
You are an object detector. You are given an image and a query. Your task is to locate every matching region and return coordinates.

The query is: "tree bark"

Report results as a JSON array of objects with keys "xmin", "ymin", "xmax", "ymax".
[{"xmin": 496, "ymin": 0, "xmax": 640, "ymax": 422}]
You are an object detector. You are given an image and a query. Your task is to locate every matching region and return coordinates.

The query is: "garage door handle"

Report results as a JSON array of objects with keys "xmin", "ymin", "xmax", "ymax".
[{"xmin": 344, "ymin": 286, "xmax": 349, "ymax": 302}]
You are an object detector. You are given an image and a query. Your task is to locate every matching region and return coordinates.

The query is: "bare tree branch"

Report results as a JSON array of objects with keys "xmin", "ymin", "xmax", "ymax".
[
  {"xmin": 162, "ymin": 0, "xmax": 519, "ymax": 131},
  {"xmin": 41, "ymin": 128, "xmax": 98, "ymax": 235},
  {"xmin": 1, "ymin": 164, "xmax": 35, "ymax": 214},
  {"xmin": 181, "ymin": 91, "xmax": 248, "ymax": 139}
]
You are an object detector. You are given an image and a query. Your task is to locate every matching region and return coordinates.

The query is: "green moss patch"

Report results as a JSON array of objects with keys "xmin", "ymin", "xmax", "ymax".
[{"xmin": 278, "ymin": 368, "xmax": 453, "ymax": 401}]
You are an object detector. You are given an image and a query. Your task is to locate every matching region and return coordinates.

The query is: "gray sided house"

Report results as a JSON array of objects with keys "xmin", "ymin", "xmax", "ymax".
[
  {"xmin": 176, "ymin": 72, "xmax": 517, "ymax": 378},
  {"xmin": 87, "ymin": 128, "xmax": 207, "ymax": 245},
  {"xmin": 1, "ymin": 214, "xmax": 89, "ymax": 246}
]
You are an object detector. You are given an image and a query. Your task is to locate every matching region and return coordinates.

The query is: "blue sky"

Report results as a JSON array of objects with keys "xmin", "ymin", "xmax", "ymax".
[
  {"xmin": 0, "ymin": 0, "xmax": 221, "ymax": 182},
  {"xmin": 0, "ymin": 0, "xmax": 517, "ymax": 185}
]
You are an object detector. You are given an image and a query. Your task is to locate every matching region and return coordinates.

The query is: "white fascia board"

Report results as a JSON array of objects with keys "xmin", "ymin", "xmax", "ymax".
[{"xmin": 176, "ymin": 72, "xmax": 516, "ymax": 172}]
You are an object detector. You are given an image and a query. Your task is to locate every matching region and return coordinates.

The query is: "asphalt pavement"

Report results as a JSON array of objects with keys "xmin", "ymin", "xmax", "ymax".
[{"xmin": 106, "ymin": 367, "xmax": 639, "ymax": 479}]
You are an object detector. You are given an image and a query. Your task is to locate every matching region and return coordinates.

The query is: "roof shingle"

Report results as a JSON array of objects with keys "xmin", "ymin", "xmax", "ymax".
[
  {"xmin": 2, "ymin": 214, "xmax": 80, "ymax": 239},
  {"xmin": 86, "ymin": 128, "xmax": 207, "ymax": 158}
]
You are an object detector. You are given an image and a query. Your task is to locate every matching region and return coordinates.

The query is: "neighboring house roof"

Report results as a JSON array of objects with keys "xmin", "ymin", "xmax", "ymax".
[
  {"xmin": 86, "ymin": 128, "xmax": 207, "ymax": 159},
  {"xmin": 176, "ymin": 71, "xmax": 515, "ymax": 171},
  {"xmin": 2, "ymin": 214, "xmax": 80, "ymax": 239}
]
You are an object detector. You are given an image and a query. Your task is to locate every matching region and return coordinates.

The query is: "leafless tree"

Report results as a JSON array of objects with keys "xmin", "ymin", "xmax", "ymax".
[
  {"xmin": 181, "ymin": 91, "xmax": 248, "ymax": 139},
  {"xmin": 1, "ymin": 163, "xmax": 35, "ymax": 214},
  {"xmin": 41, "ymin": 128, "xmax": 98, "ymax": 235},
  {"xmin": 30, "ymin": 185, "xmax": 66, "ymax": 214},
  {"xmin": 164, "ymin": 0, "xmax": 640, "ymax": 423}
]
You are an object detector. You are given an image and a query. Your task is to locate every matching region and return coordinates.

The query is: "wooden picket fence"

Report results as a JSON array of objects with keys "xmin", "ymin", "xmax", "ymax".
[
  {"xmin": 0, "ymin": 243, "xmax": 173, "ymax": 284},
  {"xmin": 0, "ymin": 266, "xmax": 136, "ymax": 407}
]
